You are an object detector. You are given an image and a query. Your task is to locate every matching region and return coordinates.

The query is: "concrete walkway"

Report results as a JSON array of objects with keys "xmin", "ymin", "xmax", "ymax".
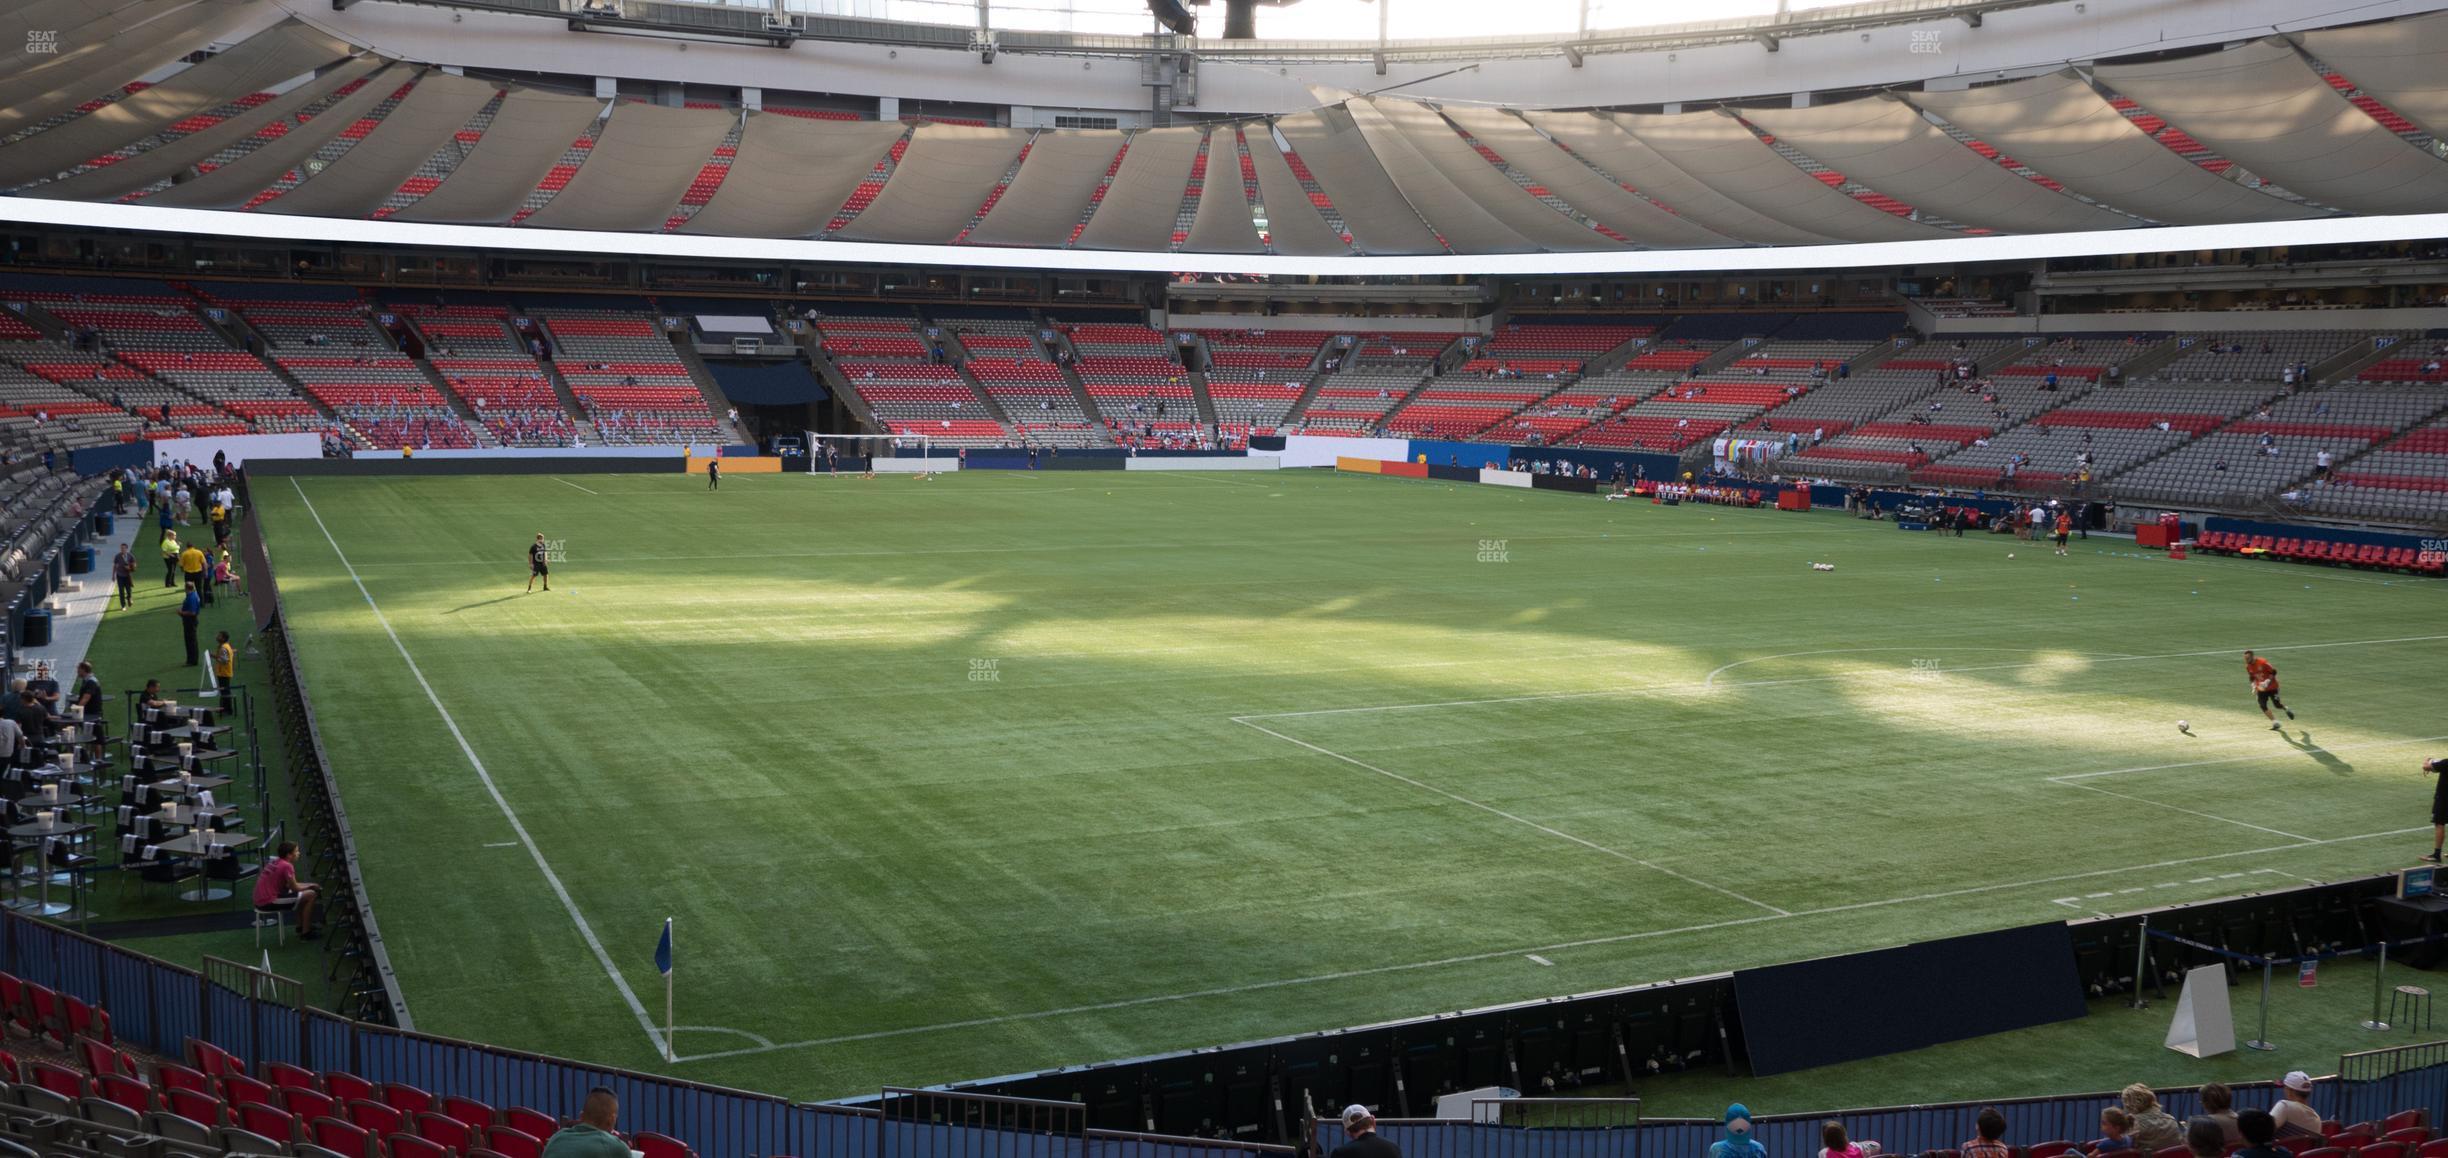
[{"xmin": 16, "ymin": 508, "xmax": 143, "ymax": 681}]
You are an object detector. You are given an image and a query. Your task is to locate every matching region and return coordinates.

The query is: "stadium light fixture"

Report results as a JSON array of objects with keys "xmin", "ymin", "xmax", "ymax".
[{"xmin": 1559, "ymin": 44, "xmax": 1583, "ymax": 67}]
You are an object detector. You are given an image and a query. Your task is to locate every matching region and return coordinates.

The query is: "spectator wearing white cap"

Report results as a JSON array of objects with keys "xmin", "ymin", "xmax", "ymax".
[
  {"xmin": 1332, "ymin": 1105, "xmax": 1397, "ymax": 1158},
  {"xmin": 2270, "ymin": 1072, "xmax": 2321, "ymax": 1138}
]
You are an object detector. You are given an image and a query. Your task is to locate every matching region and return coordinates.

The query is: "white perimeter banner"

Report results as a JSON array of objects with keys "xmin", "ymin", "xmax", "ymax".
[
  {"xmin": 1279, "ymin": 435, "xmax": 1410, "ymax": 468},
  {"xmin": 1124, "ymin": 456, "xmax": 1281, "ymax": 472},
  {"xmin": 1479, "ymin": 469, "xmax": 1534, "ymax": 488},
  {"xmin": 151, "ymin": 432, "xmax": 323, "ymax": 469}
]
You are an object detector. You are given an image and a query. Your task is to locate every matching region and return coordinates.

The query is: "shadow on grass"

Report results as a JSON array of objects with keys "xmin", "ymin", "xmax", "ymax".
[
  {"xmin": 444, "ymin": 593, "xmax": 528, "ymax": 615},
  {"xmin": 2281, "ymin": 729, "xmax": 2357, "ymax": 776}
]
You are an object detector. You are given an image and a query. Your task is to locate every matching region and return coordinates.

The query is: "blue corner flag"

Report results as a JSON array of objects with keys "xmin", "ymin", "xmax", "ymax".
[{"xmin": 655, "ymin": 918, "xmax": 673, "ymax": 978}]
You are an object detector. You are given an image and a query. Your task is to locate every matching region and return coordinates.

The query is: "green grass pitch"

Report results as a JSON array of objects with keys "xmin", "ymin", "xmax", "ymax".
[{"xmin": 251, "ymin": 468, "xmax": 2448, "ymax": 1102}]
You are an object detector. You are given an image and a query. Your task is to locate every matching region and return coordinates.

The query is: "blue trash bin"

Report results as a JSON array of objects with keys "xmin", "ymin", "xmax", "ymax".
[
  {"xmin": 92, "ymin": 511, "xmax": 114, "ymax": 536},
  {"xmin": 67, "ymin": 546, "xmax": 94, "ymax": 574}
]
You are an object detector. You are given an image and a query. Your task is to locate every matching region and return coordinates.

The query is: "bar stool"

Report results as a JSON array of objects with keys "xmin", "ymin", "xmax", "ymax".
[{"xmin": 2390, "ymin": 984, "xmax": 2434, "ymax": 1034}]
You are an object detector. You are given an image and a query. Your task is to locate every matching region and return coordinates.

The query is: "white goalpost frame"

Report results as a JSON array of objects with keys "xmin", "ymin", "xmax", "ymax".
[{"xmin": 803, "ymin": 431, "xmax": 948, "ymax": 475}]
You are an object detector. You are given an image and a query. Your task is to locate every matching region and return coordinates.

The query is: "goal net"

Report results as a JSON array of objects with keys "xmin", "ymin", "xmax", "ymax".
[{"xmin": 805, "ymin": 432, "xmax": 944, "ymax": 474}]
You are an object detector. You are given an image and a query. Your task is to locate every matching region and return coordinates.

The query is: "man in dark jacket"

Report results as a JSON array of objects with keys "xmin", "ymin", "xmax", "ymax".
[{"xmin": 1332, "ymin": 1105, "xmax": 1399, "ymax": 1158}]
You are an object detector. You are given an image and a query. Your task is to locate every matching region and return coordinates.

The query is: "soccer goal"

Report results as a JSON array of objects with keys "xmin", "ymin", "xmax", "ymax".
[{"xmin": 804, "ymin": 432, "xmax": 946, "ymax": 475}]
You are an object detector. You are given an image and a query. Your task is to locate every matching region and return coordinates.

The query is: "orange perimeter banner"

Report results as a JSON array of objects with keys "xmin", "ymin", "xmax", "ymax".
[
  {"xmin": 687, "ymin": 456, "xmax": 781, "ymax": 474},
  {"xmin": 1335, "ymin": 457, "xmax": 1385, "ymax": 475}
]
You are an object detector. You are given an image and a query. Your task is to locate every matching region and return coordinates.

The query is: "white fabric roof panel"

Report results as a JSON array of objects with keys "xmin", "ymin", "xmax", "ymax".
[
  {"xmin": 679, "ymin": 114, "xmax": 904, "ymax": 238},
  {"xmin": 1442, "ymin": 107, "xmax": 1734, "ymax": 249},
  {"xmin": 1617, "ymin": 110, "xmax": 1951, "ymax": 243},
  {"xmin": 1275, "ymin": 108, "xmax": 1443, "ymax": 255},
  {"xmin": 1518, "ymin": 110, "xmax": 1836, "ymax": 246},
  {"xmin": 29, "ymin": 56, "xmax": 383, "ymax": 204},
  {"xmin": 833, "ymin": 125, "xmax": 1030, "ymax": 244},
  {"xmin": 260, "ymin": 72, "xmax": 498, "ymax": 219},
  {"xmin": 0, "ymin": 0, "xmax": 274, "ymax": 138},
  {"xmin": 0, "ymin": 0, "xmax": 169, "ymax": 85},
  {"xmin": 139, "ymin": 63, "xmax": 411, "ymax": 210},
  {"xmin": 1743, "ymin": 96, "xmax": 2134, "ymax": 235},
  {"xmin": 1346, "ymin": 98, "xmax": 1534, "ymax": 253},
  {"xmin": 1366, "ymin": 99, "xmax": 1618, "ymax": 253},
  {"xmin": 2298, "ymin": 13, "xmax": 2448, "ymax": 145},
  {"xmin": 391, "ymin": 88, "xmax": 602, "ymax": 224},
  {"xmin": 2096, "ymin": 38, "xmax": 2448, "ymax": 217},
  {"xmin": 1070, "ymin": 127, "xmax": 1200, "ymax": 253},
  {"xmin": 1183, "ymin": 131, "xmax": 1265, "ymax": 254},
  {"xmin": 523, "ymin": 103, "xmax": 734, "ymax": 232},
  {"xmin": 0, "ymin": 21, "xmax": 349, "ymax": 190},
  {"xmin": 1911, "ymin": 71, "xmax": 2322, "ymax": 226},
  {"xmin": 1242, "ymin": 126, "xmax": 1346, "ymax": 257},
  {"xmin": 963, "ymin": 130, "xmax": 1119, "ymax": 249}
]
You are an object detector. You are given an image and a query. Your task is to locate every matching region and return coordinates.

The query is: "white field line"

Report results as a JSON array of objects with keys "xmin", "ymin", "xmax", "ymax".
[
  {"xmin": 1243, "ymin": 633, "xmax": 2448, "ymax": 722},
  {"xmin": 290, "ymin": 478, "xmax": 668, "ymax": 1056},
  {"xmin": 2048, "ymin": 734, "xmax": 2448, "ymax": 782},
  {"xmin": 2051, "ymin": 779, "xmax": 2317, "ymax": 843},
  {"xmin": 1231, "ymin": 717, "xmax": 1791, "ymax": 917},
  {"xmin": 552, "ymin": 478, "xmax": 599, "ymax": 495},
  {"xmin": 329, "ymin": 522, "xmax": 1854, "ymax": 571},
  {"xmin": 1703, "ymin": 645, "xmax": 2141, "ymax": 687},
  {"xmin": 669, "ymin": 823, "xmax": 2432, "ymax": 1065},
  {"xmin": 2052, "ymin": 869, "xmax": 2286, "ymax": 916}
]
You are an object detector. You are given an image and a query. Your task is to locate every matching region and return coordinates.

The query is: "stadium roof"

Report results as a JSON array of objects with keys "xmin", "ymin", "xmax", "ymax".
[{"xmin": 4, "ymin": 0, "xmax": 2448, "ymax": 272}]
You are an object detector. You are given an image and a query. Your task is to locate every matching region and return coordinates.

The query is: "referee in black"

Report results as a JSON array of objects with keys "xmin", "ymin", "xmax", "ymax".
[
  {"xmin": 708, "ymin": 456, "xmax": 720, "ymax": 491},
  {"xmin": 2426, "ymin": 757, "xmax": 2448, "ymax": 864},
  {"xmin": 1331, "ymin": 1105, "xmax": 1398, "ymax": 1158}
]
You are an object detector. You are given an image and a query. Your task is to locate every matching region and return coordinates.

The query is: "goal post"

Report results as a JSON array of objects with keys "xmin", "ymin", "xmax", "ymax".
[{"xmin": 804, "ymin": 432, "xmax": 946, "ymax": 474}]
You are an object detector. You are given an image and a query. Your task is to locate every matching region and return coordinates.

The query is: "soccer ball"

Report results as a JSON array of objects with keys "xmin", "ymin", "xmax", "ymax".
[
  {"xmin": 2177, "ymin": 721, "xmax": 2191, "ymax": 733},
  {"xmin": 2007, "ymin": 553, "xmax": 2016, "ymax": 559}
]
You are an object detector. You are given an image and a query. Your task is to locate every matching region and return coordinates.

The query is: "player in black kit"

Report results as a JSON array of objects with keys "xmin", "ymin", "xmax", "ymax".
[{"xmin": 526, "ymin": 532, "xmax": 551, "ymax": 593}]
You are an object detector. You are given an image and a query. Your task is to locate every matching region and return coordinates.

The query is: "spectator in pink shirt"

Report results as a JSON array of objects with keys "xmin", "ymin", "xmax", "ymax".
[{"xmin": 253, "ymin": 841, "xmax": 322, "ymax": 939}]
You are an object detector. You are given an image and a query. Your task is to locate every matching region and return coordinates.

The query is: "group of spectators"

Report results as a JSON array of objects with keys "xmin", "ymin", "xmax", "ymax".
[{"xmin": 1673, "ymin": 1078, "xmax": 2331, "ymax": 1158}]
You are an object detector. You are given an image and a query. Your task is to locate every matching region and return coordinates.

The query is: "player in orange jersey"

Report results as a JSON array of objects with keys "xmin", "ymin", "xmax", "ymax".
[{"xmin": 2244, "ymin": 650, "xmax": 2294, "ymax": 731}]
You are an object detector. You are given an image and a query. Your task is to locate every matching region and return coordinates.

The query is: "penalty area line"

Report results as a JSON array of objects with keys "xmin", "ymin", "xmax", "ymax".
[
  {"xmin": 1231, "ymin": 716, "xmax": 1790, "ymax": 916},
  {"xmin": 552, "ymin": 478, "xmax": 600, "ymax": 495},
  {"xmin": 288, "ymin": 478, "xmax": 668, "ymax": 1057}
]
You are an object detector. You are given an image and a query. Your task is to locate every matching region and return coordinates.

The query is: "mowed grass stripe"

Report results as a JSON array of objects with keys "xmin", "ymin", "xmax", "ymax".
[{"xmin": 253, "ymin": 471, "xmax": 2448, "ymax": 1098}]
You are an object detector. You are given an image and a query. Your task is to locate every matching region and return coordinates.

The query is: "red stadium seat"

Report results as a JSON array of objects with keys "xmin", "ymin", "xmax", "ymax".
[
  {"xmin": 240, "ymin": 1102, "xmax": 298, "ymax": 1141},
  {"xmin": 381, "ymin": 1077, "xmax": 440, "ymax": 1116},
  {"xmin": 503, "ymin": 1108, "xmax": 557, "ymax": 1140},
  {"xmin": 350, "ymin": 1099, "xmax": 408, "ymax": 1137},
  {"xmin": 224, "ymin": 1074, "xmax": 279, "ymax": 1108},
  {"xmin": 165, "ymin": 1087, "xmax": 225, "ymax": 1126},
  {"xmin": 29, "ymin": 1060, "xmax": 84, "ymax": 1100},
  {"xmin": 285, "ymin": 1087, "xmax": 339, "ymax": 1120},
  {"xmin": 264, "ymin": 1062, "xmax": 320, "ymax": 1091},
  {"xmin": 2386, "ymin": 1114, "xmax": 2430, "ymax": 1134},
  {"xmin": 94, "ymin": 1073, "xmax": 151, "ymax": 1114},
  {"xmin": 389, "ymin": 1134, "xmax": 452, "ymax": 1158},
  {"xmin": 413, "ymin": 1111, "xmax": 475, "ymax": 1153},
  {"xmin": 483, "ymin": 1125, "xmax": 544, "ymax": 1158},
  {"xmin": 441, "ymin": 1096, "xmax": 497, "ymax": 1132},
  {"xmin": 325, "ymin": 1073, "xmax": 376, "ymax": 1103},
  {"xmin": 635, "ymin": 1132, "xmax": 696, "ymax": 1158},
  {"xmin": 313, "ymin": 1116, "xmax": 376, "ymax": 1158}
]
